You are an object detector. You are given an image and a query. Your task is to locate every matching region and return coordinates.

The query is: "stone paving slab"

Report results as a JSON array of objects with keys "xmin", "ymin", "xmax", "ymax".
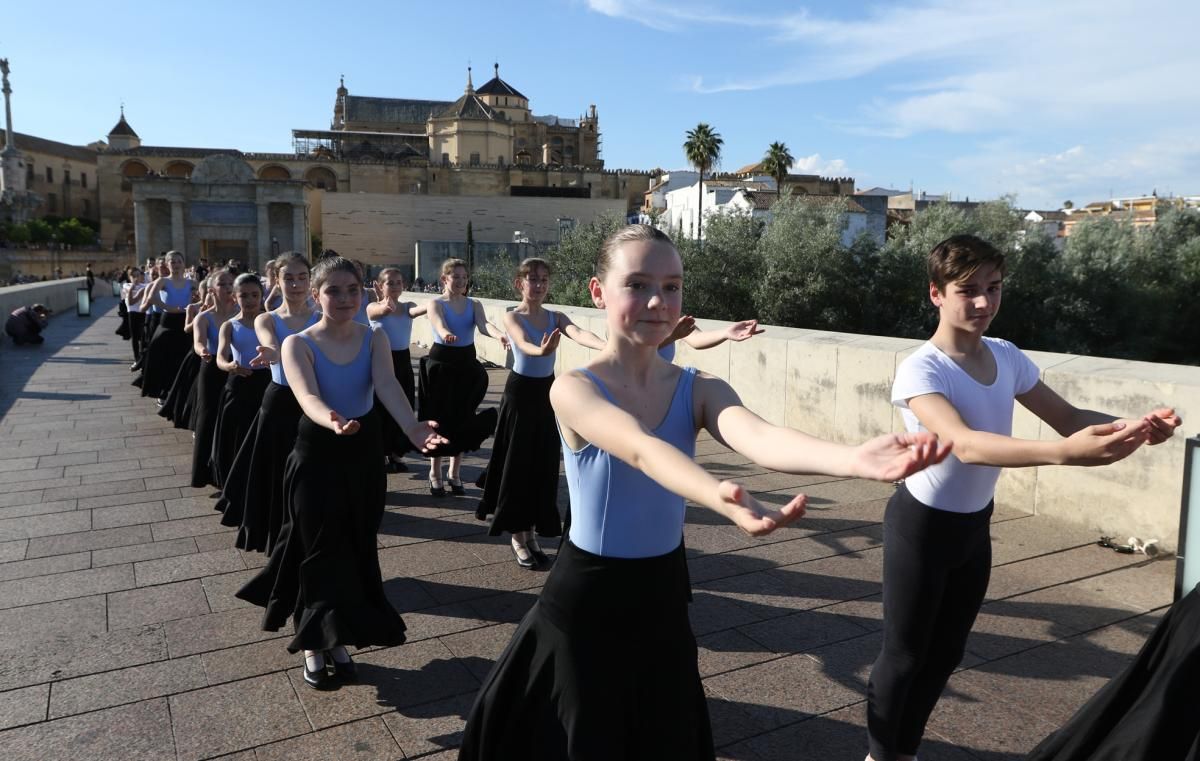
[{"xmin": 0, "ymin": 301, "xmax": 1182, "ymax": 760}]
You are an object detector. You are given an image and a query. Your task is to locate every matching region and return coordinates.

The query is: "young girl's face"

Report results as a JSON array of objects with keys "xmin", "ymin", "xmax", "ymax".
[
  {"xmin": 236, "ymin": 284, "xmax": 263, "ymax": 315},
  {"xmin": 166, "ymin": 254, "xmax": 184, "ymax": 276},
  {"xmin": 443, "ymin": 266, "xmax": 469, "ymax": 296},
  {"xmin": 279, "ymin": 262, "xmax": 311, "ymax": 303},
  {"xmin": 378, "ymin": 272, "xmax": 406, "ymax": 299},
  {"xmin": 593, "ymin": 240, "xmax": 683, "ymax": 348},
  {"xmin": 517, "ymin": 266, "xmax": 550, "ymax": 305},
  {"xmin": 315, "ymin": 270, "xmax": 363, "ymax": 321},
  {"xmin": 213, "ymin": 273, "xmax": 235, "ymax": 302}
]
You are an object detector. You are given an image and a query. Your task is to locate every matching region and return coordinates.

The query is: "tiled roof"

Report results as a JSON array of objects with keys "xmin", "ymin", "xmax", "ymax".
[
  {"xmin": 476, "ymin": 75, "xmax": 527, "ymax": 100},
  {"xmin": 0, "ymin": 132, "xmax": 98, "ymax": 163},
  {"xmin": 436, "ymin": 92, "xmax": 498, "ymax": 121},
  {"xmin": 108, "ymin": 115, "xmax": 139, "ymax": 138},
  {"xmin": 343, "ymin": 95, "xmax": 453, "ymax": 125}
]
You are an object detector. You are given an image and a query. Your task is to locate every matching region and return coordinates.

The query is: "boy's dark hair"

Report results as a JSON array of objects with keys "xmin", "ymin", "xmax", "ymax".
[{"xmin": 927, "ymin": 234, "xmax": 1006, "ymax": 291}]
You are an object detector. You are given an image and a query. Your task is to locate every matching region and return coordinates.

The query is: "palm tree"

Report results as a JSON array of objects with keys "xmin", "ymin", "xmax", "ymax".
[
  {"xmin": 683, "ymin": 123, "xmax": 723, "ymax": 246},
  {"xmin": 761, "ymin": 141, "xmax": 794, "ymax": 202}
]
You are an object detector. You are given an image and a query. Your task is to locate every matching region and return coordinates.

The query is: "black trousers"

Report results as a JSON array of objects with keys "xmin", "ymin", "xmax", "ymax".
[
  {"xmin": 867, "ymin": 484, "xmax": 993, "ymax": 760},
  {"xmin": 128, "ymin": 312, "xmax": 146, "ymax": 361}
]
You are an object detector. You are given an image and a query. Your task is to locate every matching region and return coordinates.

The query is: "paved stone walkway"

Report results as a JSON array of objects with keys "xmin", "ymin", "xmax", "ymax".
[{"xmin": 0, "ymin": 300, "xmax": 1176, "ymax": 760}]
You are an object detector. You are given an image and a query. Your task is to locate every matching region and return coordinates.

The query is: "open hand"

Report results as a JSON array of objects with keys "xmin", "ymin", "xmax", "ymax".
[
  {"xmin": 230, "ymin": 361, "xmax": 252, "ymax": 378},
  {"xmin": 666, "ymin": 315, "xmax": 696, "ymax": 344},
  {"xmin": 719, "ymin": 481, "xmax": 806, "ymax": 537},
  {"xmin": 726, "ymin": 319, "xmax": 764, "ymax": 342},
  {"xmin": 1061, "ymin": 420, "xmax": 1149, "ymax": 466},
  {"xmin": 199, "ymin": 350, "xmax": 213, "ymax": 364},
  {"xmin": 330, "ymin": 411, "xmax": 360, "ymax": 435},
  {"xmin": 1141, "ymin": 408, "xmax": 1182, "ymax": 445},
  {"xmin": 851, "ymin": 432, "xmax": 953, "ymax": 482},
  {"xmin": 405, "ymin": 420, "xmax": 449, "ymax": 452},
  {"xmin": 442, "ymin": 332, "xmax": 458, "ymax": 344},
  {"xmin": 499, "ymin": 334, "xmax": 511, "ymax": 352},
  {"xmin": 538, "ymin": 329, "xmax": 562, "ymax": 356},
  {"xmin": 249, "ymin": 345, "xmax": 277, "ymax": 368}
]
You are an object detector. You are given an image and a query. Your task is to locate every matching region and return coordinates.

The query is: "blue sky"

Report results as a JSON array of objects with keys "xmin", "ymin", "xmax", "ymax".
[{"xmin": 4, "ymin": 0, "xmax": 1197, "ymax": 209}]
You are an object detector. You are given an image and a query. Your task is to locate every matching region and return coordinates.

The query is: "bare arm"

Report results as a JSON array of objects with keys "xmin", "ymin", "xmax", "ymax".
[
  {"xmin": 249, "ymin": 312, "xmax": 280, "ymax": 368},
  {"xmin": 407, "ymin": 302, "xmax": 428, "ymax": 318},
  {"xmin": 695, "ymin": 373, "xmax": 951, "ymax": 480},
  {"xmin": 551, "ymin": 372, "xmax": 805, "ymax": 536},
  {"xmin": 471, "ymin": 300, "xmax": 508, "ymax": 346},
  {"xmin": 215, "ymin": 322, "xmax": 250, "ymax": 375},
  {"xmin": 369, "ymin": 329, "xmax": 447, "ymax": 451},
  {"xmin": 192, "ymin": 312, "xmax": 213, "ymax": 362},
  {"xmin": 365, "ymin": 297, "xmax": 395, "ymax": 320},
  {"xmin": 502, "ymin": 311, "xmax": 560, "ymax": 357},
  {"xmin": 908, "ymin": 391, "xmax": 1148, "ymax": 467},
  {"xmin": 183, "ymin": 303, "xmax": 201, "ymax": 333},
  {"xmin": 682, "ymin": 319, "xmax": 764, "ymax": 350},
  {"xmin": 557, "ymin": 312, "xmax": 607, "ymax": 351},
  {"xmin": 139, "ymin": 279, "xmax": 164, "ymax": 311},
  {"xmin": 427, "ymin": 300, "xmax": 455, "ymax": 343}
]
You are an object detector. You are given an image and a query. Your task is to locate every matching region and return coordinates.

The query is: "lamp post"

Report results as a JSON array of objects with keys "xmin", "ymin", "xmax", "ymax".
[{"xmin": 1177, "ymin": 436, "xmax": 1200, "ymax": 600}]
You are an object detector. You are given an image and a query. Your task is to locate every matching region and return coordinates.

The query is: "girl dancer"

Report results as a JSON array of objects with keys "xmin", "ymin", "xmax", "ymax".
[
  {"xmin": 135, "ymin": 251, "xmax": 194, "ymax": 400},
  {"xmin": 210, "ymin": 274, "xmax": 271, "ymax": 492},
  {"xmin": 475, "ymin": 257, "xmax": 605, "ymax": 569},
  {"xmin": 366, "ymin": 267, "xmax": 427, "ymax": 472},
  {"xmin": 458, "ymin": 225, "xmax": 950, "ymax": 760},
  {"xmin": 236, "ymin": 256, "xmax": 446, "ymax": 690},
  {"xmin": 122, "ymin": 266, "xmax": 148, "ymax": 370},
  {"xmin": 420, "ymin": 258, "xmax": 507, "ymax": 496},
  {"xmin": 262, "ymin": 259, "xmax": 284, "ymax": 311},
  {"xmin": 158, "ymin": 279, "xmax": 211, "ymax": 428},
  {"xmin": 217, "ymin": 253, "xmax": 320, "ymax": 553},
  {"xmin": 864, "ymin": 234, "xmax": 1179, "ymax": 761},
  {"xmin": 189, "ymin": 270, "xmax": 236, "ymax": 490}
]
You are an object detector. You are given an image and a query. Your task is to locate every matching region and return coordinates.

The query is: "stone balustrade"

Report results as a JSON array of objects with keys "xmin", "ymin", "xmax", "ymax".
[
  {"xmin": 407, "ymin": 292, "xmax": 1198, "ymax": 551},
  {"xmin": 0, "ymin": 277, "xmax": 99, "ymax": 320}
]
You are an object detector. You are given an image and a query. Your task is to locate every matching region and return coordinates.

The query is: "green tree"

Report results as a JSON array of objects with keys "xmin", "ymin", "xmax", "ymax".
[
  {"xmin": 26, "ymin": 219, "xmax": 54, "ymax": 245},
  {"xmin": 677, "ymin": 207, "xmax": 762, "ymax": 322},
  {"xmin": 56, "ymin": 218, "xmax": 95, "ymax": 246},
  {"xmin": 683, "ymin": 123, "xmax": 723, "ymax": 247},
  {"xmin": 542, "ymin": 213, "xmax": 627, "ymax": 308},
  {"xmin": 760, "ymin": 141, "xmax": 794, "ymax": 202}
]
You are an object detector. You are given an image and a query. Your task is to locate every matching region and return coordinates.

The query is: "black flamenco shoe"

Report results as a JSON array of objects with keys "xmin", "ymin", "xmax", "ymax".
[
  {"xmin": 428, "ymin": 474, "xmax": 446, "ymax": 498},
  {"xmin": 526, "ymin": 539, "xmax": 551, "ymax": 567},
  {"xmin": 303, "ymin": 656, "xmax": 335, "ymax": 691},
  {"xmin": 447, "ymin": 477, "xmax": 466, "ymax": 496},
  {"xmin": 512, "ymin": 540, "xmax": 537, "ymax": 570},
  {"xmin": 326, "ymin": 650, "xmax": 357, "ymax": 682}
]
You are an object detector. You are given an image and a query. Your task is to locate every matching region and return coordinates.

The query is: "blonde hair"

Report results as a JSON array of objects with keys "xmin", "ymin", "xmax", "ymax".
[
  {"xmin": 516, "ymin": 257, "xmax": 551, "ymax": 278},
  {"xmin": 440, "ymin": 258, "xmax": 468, "ymax": 278},
  {"xmin": 596, "ymin": 224, "xmax": 674, "ymax": 280}
]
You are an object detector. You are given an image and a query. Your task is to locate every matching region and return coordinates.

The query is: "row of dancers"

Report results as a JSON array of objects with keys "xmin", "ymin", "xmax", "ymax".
[{"xmin": 122, "ymin": 226, "xmax": 1181, "ymax": 761}]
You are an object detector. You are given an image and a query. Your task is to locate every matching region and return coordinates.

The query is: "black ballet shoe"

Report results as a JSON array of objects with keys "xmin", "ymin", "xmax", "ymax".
[
  {"xmin": 326, "ymin": 650, "xmax": 357, "ymax": 682},
  {"xmin": 447, "ymin": 477, "xmax": 466, "ymax": 496},
  {"xmin": 512, "ymin": 541, "xmax": 536, "ymax": 570},
  {"xmin": 303, "ymin": 657, "xmax": 335, "ymax": 691},
  {"xmin": 428, "ymin": 474, "xmax": 446, "ymax": 498}
]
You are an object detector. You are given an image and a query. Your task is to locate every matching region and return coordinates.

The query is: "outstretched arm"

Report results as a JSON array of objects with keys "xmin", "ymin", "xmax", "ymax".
[
  {"xmin": 557, "ymin": 313, "xmax": 607, "ymax": 351},
  {"xmin": 192, "ymin": 312, "xmax": 213, "ymax": 362},
  {"xmin": 696, "ymin": 374, "xmax": 950, "ymax": 480},
  {"xmin": 407, "ymin": 302, "xmax": 428, "ymax": 318},
  {"xmin": 369, "ymin": 329, "xmax": 447, "ymax": 450},
  {"xmin": 911, "ymin": 391, "xmax": 1151, "ymax": 467},
  {"xmin": 1017, "ymin": 381, "xmax": 1180, "ymax": 446},
  {"xmin": 551, "ymin": 372, "xmax": 805, "ymax": 536},
  {"xmin": 502, "ymin": 311, "xmax": 560, "ymax": 357},
  {"xmin": 472, "ymin": 300, "xmax": 508, "ymax": 348},
  {"xmin": 139, "ymin": 279, "xmax": 164, "ymax": 311},
  {"xmin": 682, "ymin": 319, "xmax": 765, "ymax": 350},
  {"xmin": 427, "ymin": 300, "xmax": 455, "ymax": 343},
  {"xmin": 282, "ymin": 335, "xmax": 355, "ymax": 433}
]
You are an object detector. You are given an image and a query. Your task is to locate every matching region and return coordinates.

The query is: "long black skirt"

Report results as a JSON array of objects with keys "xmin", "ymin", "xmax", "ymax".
[
  {"xmin": 459, "ymin": 540, "xmax": 712, "ymax": 761},
  {"xmin": 418, "ymin": 344, "xmax": 497, "ymax": 457},
  {"xmin": 377, "ymin": 348, "xmax": 417, "ymax": 457},
  {"xmin": 1027, "ymin": 583, "xmax": 1200, "ymax": 761},
  {"xmin": 210, "ymin": 369, "xmax": 271, "ymax": 493},
  {"xmin": 217, "ymin": 382, "xmax": 303, "ymax": 554},
  {"xmin": 158, "ymin": 350, "xmax": 200, "ymax": 428},
  {"xmin": 135, "ymin": 313, "xmax": 190, "ymax": 398},
  {"xmin": 476, "ymin": 372, "xmax": 561, "ymax": 538},
  {"xmin": 190, "ymin": 360, "xmax": 228, "ymax": 488},
  {"xmin": 236, "ymin": 410, "xmax": 407, "ymax": 653}
]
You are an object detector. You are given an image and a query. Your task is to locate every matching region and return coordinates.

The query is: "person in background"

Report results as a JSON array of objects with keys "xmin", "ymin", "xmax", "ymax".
[{"xmin": 5, "ymin": 304, "xmax": 51, "ymax": 346}]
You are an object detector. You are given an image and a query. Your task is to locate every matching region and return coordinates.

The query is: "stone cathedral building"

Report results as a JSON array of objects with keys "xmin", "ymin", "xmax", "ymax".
[{"xmin": 89, "ymin": 65, "xmax": 651, "ymax": 270}]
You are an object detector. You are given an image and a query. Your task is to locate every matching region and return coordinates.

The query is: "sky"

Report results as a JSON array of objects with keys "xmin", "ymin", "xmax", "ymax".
[{"xmin": 3, "ymin": 0, "xmax": 1197, "ymax": 209}]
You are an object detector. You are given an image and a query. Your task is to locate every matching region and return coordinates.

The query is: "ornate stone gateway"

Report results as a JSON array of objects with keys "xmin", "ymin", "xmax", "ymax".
[{"xmin": 131, "ymin": 154, "xmax": 306, "ymax": 270}]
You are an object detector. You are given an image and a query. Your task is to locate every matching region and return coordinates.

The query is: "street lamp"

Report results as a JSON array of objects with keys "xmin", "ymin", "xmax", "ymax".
[{"xmin": 1177, "ymin": 436, "xmax": 1200, "ymax": 600}]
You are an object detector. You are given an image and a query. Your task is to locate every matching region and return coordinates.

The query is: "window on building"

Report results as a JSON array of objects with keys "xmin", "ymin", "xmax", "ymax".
[
  {"xmin": 81, "ymin": 172, "xmax": 88, "ymax": 188},
  {"xmin": 470, "ymin": 153, "xmax": 480, "ymax": 167},
  {"xmin": 47, "ymin": 193, "xmax": 57, "ymax": 212},
  {"xmin": 442, "ymin": 153, "xmax": 450, "ymax": 166},
  {"xmin": 498, "ymin": 156, "xmax": 505, "ymax": 167},
  {"xmin": 46, "ymin": 167, "xmax": 53, "ymax": 183},
  {"xmin": 64, "ymin": 170, "xmax": 71, "ymax": 185},
  {"xmin": 26, "ymin": 164, "xmax": 34, "ymax": 184},
  {"xmin": 83, "ymin": 199, "xmax": 91, "ymax": 216}
]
